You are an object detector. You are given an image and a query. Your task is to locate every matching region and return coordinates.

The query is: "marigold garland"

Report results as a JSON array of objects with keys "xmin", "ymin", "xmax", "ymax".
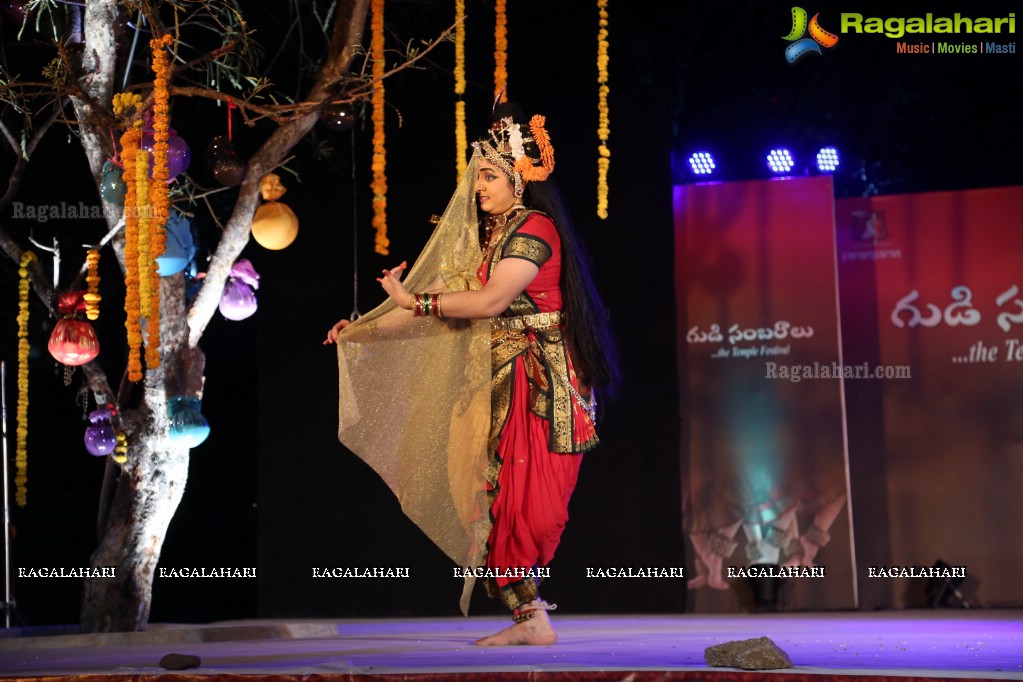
[
  {"xmin": 371, "ymin": 0, "xmax": 389, "ymax": 255},
  {"xmin": 136, "ymin": 149, "xmax": 153, "ymax": 320},
  {"xmin": 84, "ymin": 249, "xmax": 101, "ymax": 320},
  {"xmin": 146, "ymin": 33, "xmax": 174, "ymax": 370},
  {"xmin": 120, "ymin": 127, "xmax": 144, "ymax": 382},
  {"xmin": 596, "ymin": 0, "xmax": 611, "ymax": 219},
  {"xmin": 112, "ymin": 92, "xmax": 143, "ymax": 118},
  {"xmin": 16, "ymin": 251, "xmax": 36, "ymax": 507},
  {"xmin": 113, "ymin": 431, "xmax": 128, "ymax": 464},
  {"xmin": 454, "ymin": 0, "xmax": 467, "ymax": 179},
  {"xmin": 494, "ymin": 0, "xmax": 508, "ymax": 102}
]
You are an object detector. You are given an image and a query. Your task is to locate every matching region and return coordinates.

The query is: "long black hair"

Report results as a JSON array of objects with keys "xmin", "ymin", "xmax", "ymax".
[
  {"xmin": 524, "ymin": 176, "xmax": 619, "ymax": 396},
  {"xmin": 482, "ymin": 103, "xmax": 619, "ymax": 395}
]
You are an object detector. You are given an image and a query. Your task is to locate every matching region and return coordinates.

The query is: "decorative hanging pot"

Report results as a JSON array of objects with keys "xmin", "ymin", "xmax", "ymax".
[
  {"xmin": 100, "ymin": 160, "xmax": 127, "ymax": 204},
  {"xmin": 48, "ymin": 291, "xmax": 100, "ymax": 366},
  {"xmin": 156, "ymin": 211, "xmax": 196, "ymax": 275},
  {"xmin": 219, "ymin": 259, "xmax": 260, "ymax": 320},
  {"xmin": 167, "ymin": 396, "xmax": 210, "ymax": 448},
  {"xmin": 84, "ymin": 408, "xmax": 117, "ymax": 456},
  {"xmin": 321, "ymin": 102, "xmax": 356, "ymax": 132},
  {"xmin": 141, "ymin": 128, "xmax": 191, "ymax": 181},
  {"xmin": 251, "ymin": 173, "xmax": 299, "ymax": 250}
]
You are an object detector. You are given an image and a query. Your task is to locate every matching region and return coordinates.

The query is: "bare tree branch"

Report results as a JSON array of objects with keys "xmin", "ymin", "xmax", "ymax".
[
  {"xmin": 186, "ymin": 0, "xmax": 374, "ymax": 347},
  {"xmin": 0, "ymin": 101, "xmax": 65, "ymax": 212}
]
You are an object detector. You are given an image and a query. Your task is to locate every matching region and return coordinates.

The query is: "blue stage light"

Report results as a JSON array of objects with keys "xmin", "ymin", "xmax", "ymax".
[
  {"xmin": 816, "ymin": 147, "xmax": 840, "ymax": 172},
  {"xmin": 766, "ymin": 149, "xmax": 794, "ymax": 174},
  {"xmin": 688, "ymin": 152, "xmax": 716, "ymax": 175}
]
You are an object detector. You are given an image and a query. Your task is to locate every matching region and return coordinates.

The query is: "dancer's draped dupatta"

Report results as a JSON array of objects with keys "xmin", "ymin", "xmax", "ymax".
[{"xmin": 336, "ymin": 155, "xmax": 492, "ymax": 614}]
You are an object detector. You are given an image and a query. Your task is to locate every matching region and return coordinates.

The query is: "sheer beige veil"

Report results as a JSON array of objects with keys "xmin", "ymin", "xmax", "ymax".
[{"xmin": 335, "ymin": 154, "xmax": 491, "ymax": 614}]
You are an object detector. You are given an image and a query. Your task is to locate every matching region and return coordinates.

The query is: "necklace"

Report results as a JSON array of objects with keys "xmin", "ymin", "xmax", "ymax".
[{"xmin": 481, "ymin": 204, "xmax": 526, "ymax": 257}]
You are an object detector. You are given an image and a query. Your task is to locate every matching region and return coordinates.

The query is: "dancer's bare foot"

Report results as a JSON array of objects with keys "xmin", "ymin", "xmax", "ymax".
[
  {"xmin": 475, "ymin": 604, "xmax": 557, "ymax": 646},
  {"xmin": 702, "ymin": 553, "xmax": 730, "ymax": 590}
]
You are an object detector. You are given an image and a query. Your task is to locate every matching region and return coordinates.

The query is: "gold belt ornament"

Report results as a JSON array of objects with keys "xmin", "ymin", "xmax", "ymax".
[{"xmin": 490, "ymin": 310, "xmax": 563, "ymax": 331}]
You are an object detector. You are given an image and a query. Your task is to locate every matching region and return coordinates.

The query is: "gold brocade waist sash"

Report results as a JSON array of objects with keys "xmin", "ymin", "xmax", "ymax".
[{"xmin": 490, "ymin": 310, "xmax": 563, "ymax": 332}]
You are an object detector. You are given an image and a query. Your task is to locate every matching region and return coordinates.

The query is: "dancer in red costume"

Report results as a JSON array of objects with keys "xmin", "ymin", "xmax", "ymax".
[{"xmin": 327, "ymin": 104, "xmax": 617, "ymax": 645}]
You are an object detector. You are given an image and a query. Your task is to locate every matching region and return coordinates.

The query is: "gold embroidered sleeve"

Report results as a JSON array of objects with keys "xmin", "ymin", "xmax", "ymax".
[{"xmin": 501, "ymin": 234, "xmax": 552, "ymax": 268}]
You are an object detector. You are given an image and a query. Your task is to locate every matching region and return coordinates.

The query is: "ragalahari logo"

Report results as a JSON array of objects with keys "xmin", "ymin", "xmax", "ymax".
[{"xmin": 782, "ymin": 7, "xmax": 839, "ymax": 63}]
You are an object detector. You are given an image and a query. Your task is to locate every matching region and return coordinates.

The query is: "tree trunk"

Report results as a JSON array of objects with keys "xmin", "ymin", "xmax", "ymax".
[
  {"xmin": 80, "ymin": 275, "xmax": 204, "ymax": 632},
  {"xmin": 78, "ymin": 437, "xmax": 191, "ymax": 631}
]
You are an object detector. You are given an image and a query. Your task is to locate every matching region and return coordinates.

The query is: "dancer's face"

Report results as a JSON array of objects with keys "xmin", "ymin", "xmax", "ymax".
[{"xmin": 475, "ymin": 164, "xmax": 516, "ymax": 216}]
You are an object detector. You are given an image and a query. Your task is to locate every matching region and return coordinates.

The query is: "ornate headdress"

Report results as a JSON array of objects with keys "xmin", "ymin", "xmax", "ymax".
[{"xmin": 473, "ymin": 113, "xmax": 556, "ymax": 197}]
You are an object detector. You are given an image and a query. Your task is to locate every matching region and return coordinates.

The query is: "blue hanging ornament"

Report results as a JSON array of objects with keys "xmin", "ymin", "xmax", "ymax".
[
  {"xmin": 167, "ymin": 396, "xmax": 210, "ymax": 448},
  {"xmin": 156, "ymin": 212, "xmax": 197, "ymax": 276},
  {"xmin": 100, "ymin": 160, "xmax": 127, "ymax": 204}
]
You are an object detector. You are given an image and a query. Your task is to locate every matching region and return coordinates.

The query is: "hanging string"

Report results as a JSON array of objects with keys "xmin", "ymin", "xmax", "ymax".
[
  {"xmin": 227, "ymin": 99, "xmax": 235, "ymax": 142},
  {"xmin": 350, "ymin": 126, "xmax": 360, "ymax": 321},
  {"xmin": 121, "ymin": 11, "xmax": 145, "ymax": 90}
]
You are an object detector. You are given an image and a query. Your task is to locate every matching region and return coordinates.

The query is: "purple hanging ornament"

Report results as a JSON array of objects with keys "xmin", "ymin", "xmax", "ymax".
[
  {"xmin": 218, "ymin": 259, "xmax": 260, "ymax": 321},
  {"xmin": 84, "ymin": 408, "xmax": 117, "ymax": 456},
  {"xmin": 141, "ymin": 128, "xmax": 192, "ymax": 181}
]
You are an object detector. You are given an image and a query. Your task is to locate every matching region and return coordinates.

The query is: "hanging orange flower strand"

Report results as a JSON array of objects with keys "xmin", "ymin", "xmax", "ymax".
[
  {"xmin": 454, "ymin": 0, "xmax": 467, "ymax": 179},
  {"xmin": 84, "ymin": 248, "xmax": 101, "ymax": 320},
  {"xmin": 494, "ymin": 0, "xmax": 508, "ymax": 102},
  {"xmin": 596, "ymin": 0, "xmax": 611, "ymax": 219},
  {"xmin": 16, "ymin": 251, "xmax": 36, "ymax": 507},
  {"xmin": 147, "ymin": 33, "xmax": 174, "ymax": 370},
  {"xmin": 120, "ymin": 126, "xmax": 144, "ymax": 382},
  {"xmin": 371, "ymin": 0, "xmax": 389, "ymax": 255},
  {"xmin": 110, "ymin": 84, "xmax": 142, "ymax": 348}
]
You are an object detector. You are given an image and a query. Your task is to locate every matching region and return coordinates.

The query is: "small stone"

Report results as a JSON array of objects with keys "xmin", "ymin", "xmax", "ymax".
[
  {"xmin": 159, "ymin": 653, "xmax": 201, "ymax": 670},
  {"xmin": 704, "ymin": 636, "xmax": 793, "ymax": 670}
]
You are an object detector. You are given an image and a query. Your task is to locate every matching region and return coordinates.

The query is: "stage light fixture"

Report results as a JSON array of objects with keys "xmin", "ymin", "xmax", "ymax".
[
  {"xmin": 767, "ymin": 149, "xmax": 794, "ymax": 174},
  {"xmin": 816, "ymin": 147, "xmax": 840, "ymax": 172},
  {"xmin": 688, "ymin": 152, "xmax": 716, "ymax": 176}
]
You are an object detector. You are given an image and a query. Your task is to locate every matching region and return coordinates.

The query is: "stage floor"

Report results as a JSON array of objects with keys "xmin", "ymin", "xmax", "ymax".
[{"xmin": 0, "ymin": 611, "xmax": 1020, "ymax": 680}]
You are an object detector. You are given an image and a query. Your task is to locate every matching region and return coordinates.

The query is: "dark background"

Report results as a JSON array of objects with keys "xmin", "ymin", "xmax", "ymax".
[{"xmin": 1, "ymin": 0, "xmax": 1019, "ymax": 625}]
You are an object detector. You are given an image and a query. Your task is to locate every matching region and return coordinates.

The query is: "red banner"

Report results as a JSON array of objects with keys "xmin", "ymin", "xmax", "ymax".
[
  {"xmin": 676, "ymin": 177, "xmax": 857, "ymax": 611},
  {"xmin": 836, "ymin": 186, "xmax": 1023, "ymax": 608}
]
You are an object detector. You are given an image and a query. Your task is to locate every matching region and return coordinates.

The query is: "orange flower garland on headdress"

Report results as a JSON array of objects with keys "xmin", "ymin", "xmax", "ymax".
[
  {"xmin": 371, "ymin": 0, "xmax": 389, "ymax": 255},
  {"xmin": 16, "ymin": 251, "xmax": 36, "ymax": 507},
  {"xmin": 596, "ymin": 0, "xmax": 611, "ymax": 219},
  {"xmin": 510, "ymin": 115, "xmax": 555, "ymax": 183}
]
